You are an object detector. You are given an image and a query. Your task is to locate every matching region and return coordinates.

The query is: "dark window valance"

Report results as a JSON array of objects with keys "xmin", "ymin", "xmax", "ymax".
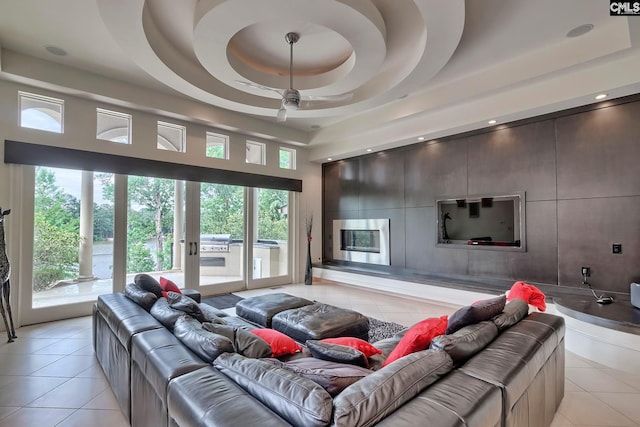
[{"xmin": 4, "ymin": 140, "xmax": 302, "ymax": 192}]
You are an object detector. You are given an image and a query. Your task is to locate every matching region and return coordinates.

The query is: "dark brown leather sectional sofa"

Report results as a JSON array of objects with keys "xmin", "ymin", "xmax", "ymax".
[{"xmin": 93, "ymin": 291, "xmax": 565, "ymax": 427}]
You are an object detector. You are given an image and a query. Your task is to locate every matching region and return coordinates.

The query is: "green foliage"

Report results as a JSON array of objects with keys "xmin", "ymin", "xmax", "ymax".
[
  {"xmin": 206, "ymin": 144, "xmax": 225, "ymax": 159},
  {"xmin": 257, "ymin": 189, "xmax": 288, "ymax": 241},
  {"xmin": 201, "ymin": 183, "xmax": 244, "ymax": 238},
  {"xmin": 93, "ymin": 203, "xmax": 114, "ymax": 240},
  {"xmin": 33, "ymin": 205, "xmax": 80, "ymax": 291},
  {"xmin": 126, "ymin": 241, "xmax": 155, "ymax": 273}
]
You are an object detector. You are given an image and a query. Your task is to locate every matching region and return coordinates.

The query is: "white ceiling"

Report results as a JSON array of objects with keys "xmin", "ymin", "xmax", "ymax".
[{"xmin": 1, "ymin": 0, "xmax": 640, "ymax": 162}]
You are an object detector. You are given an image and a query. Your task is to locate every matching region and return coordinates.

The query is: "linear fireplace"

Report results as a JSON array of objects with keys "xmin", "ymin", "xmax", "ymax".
[{"xmin": 332, "ymin": 219, "xmax": 390, "ymax": 265}]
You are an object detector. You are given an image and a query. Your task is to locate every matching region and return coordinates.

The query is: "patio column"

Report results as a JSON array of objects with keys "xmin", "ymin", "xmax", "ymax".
[
  {"xmin": 78, "ymin": 170, "xmax": 95, "ymax": 281},
  {"xmin": 172, "ymin": 180, "xmax": 183, "ymax": 270}
]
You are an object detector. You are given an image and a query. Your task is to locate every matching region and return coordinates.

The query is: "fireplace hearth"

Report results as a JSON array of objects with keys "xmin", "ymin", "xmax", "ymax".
[{"xmin": 332, "ymin": 219, "xmax": 390, "ymax": 265}]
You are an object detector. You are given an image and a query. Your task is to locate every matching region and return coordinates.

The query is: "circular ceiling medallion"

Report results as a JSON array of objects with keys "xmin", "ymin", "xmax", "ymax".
[{"xmin": 97, "ymin": 0, "xmax": 465, "ymax": 118}]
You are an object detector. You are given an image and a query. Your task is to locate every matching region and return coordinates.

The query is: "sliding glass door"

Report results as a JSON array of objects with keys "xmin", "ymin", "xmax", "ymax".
[{"xmin": 20, "ymin": 167, "xmax": 292, "ymax": 324}]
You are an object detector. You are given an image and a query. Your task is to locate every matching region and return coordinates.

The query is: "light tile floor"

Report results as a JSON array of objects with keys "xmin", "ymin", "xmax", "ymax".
[{"xmin": 0, "ymin": 279, "xmax": 638, "ymax": 426}]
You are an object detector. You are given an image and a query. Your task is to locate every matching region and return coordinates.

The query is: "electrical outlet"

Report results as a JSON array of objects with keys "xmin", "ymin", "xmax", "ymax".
[
  {"xmin": 612, "ymin": 243, "xmax": 622, "ymax": 254},
  {"xmin": 581, "ymin": 267, "xmax": 590, "ymax": 277}
]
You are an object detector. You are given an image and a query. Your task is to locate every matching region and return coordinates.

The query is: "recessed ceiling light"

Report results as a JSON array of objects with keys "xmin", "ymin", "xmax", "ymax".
[
  {"xmin": 566, "ymin": 24, "xmax": 594, "ymax": 38},
  {"xmin": 327, "ymin": 158, "xmax": 332, "ymax": 161},
  {"xmin": 488, "ymin": 120, "xmax": 497, "ymax": 125},
  {"xmin": 45, "ymin": 45, "xmax": 67, "ymax": 56},
  {"xmin": 595, "ymin": 93, "xmax": 607, "ymax": 100},
  {"xmin": 366, "ymin": 149, "xmax": 372, "ymax": 152},
  {"xmin": 418, "ymin": 137, "xmax": 425, "ymax": 141}
]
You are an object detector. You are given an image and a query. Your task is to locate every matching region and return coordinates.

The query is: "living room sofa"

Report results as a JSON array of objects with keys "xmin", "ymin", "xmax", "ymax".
[{"xmin": 93, "ymin": 289, "xmax": 565, "ymax": 427}]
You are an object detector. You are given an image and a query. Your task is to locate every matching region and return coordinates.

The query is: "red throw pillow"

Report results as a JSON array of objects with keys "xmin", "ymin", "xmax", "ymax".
[
  {"xmin": 382, "ymin": 315, "xmax": 448, "ymax": 367},
  {"xmin": 321, "ymin": 337, "xmax": 382, "ymax": 358},
  {"xmin": 160, "ymin": 277, "xmax": 182, "ymax": 294},
  {"xmin": 508, "ymin": 281, "xmax": 546, "ymax": 312},
  {"xmin": 251, "ymin": 329, "xmax": 303, "ymax": 357}
]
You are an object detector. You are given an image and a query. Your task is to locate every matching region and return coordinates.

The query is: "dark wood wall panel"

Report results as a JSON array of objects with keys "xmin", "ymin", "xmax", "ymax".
[
  {"xmin": 466, "ymin": 121, "xmax": 557, "ymax": 201},
  {"xmin": 556, "ymin": 101, "xmax": 640, "ymax": 199},
  {"xmin": 558, "ymin": 197, "xmax": 640, "ymax": 294},
  {"xmin": 404, "ymin": 139, "xmax": 468, "ymax": 208},
  {"xmin": 358, "ymin": 152, "xmax": 405, "ymax": 210},
  {"xmin": 322, "ymin": 97, "xmax": 640, "ymax": 294},
  {"xmin": 405, "ymin": 207, "xmax": 469, "ymax": 274}
]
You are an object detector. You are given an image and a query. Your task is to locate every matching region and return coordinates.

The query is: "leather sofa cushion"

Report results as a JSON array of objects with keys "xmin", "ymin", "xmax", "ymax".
[
  {"xmin": 430, "ymin": 321, "xmax": 499, "ymax": 365},
  {"xmin": 167, "ymin": 292, "xmax": 206, "ymax": 322},
  {"xmin": 202, "ymin": 323, "xmax": 272, "ymax": 358},
  {"xmin": 199, "ymin": 303, "xmax": 229, "ymax": 320},
  {"xmin": 272, "ymin": 303, "xmax": 370, "ymax": 343},
  {"xmin": 307, "ymin": 340, "xmax": 368, "ymax": 367},
  {"xmin": 131, "ymin": 328, "xmax": 207, "ymax": 403},
  {"xmin": 124, "ymin": 283, "xmax": 157, "ymax": 312},
  {"xmin": 150, "ymin": 298, "xmax": 188, "ymax": 331},
  {"xmin": 263, "ymin": 357, "xmax": 372, "ymax": 396},
  {"xmin": 460, "ymin": 313, "xmax": 565, "ymax": 411},
  {"xmin": 134, "ymin": 273, "xmax": 164, "ymax": 298},
  {"xmin": 235, "ymin": 293, "xmax": 313, "ymax": 327},
  {"xmin": 168, "ymin": 367, "xmax": 291, "ymax": 427},
  {"xmin": 446, "ymin": 295, "xmax": 506, "ymax": 334},
  {"xmin": 375, "ymin": 370, "xmax": 502, "ymax": 427},
  {"xmin": 333, "ymin": 349, "xmax": 453, "ymax": 427},
  {"xmin": 214, "ymin": 353, "xmax": 333, "ymax": 427},
  {"xmin": 97, "ymin": 293, "xmax": 162, "ymax": 350},
  {"xmin": 492, "ymin": 299, "xmax": 529, "ymax": 331},
  {"xmin": 173, "ymin": 316, "xmax": 234, "ymax": 363}
]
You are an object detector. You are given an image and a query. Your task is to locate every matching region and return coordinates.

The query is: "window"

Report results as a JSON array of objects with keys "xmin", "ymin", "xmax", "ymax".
[
  {"xmin": 158, "ymin": 121, "xmax": 186, "ymax": 152},
  {"xmin": 19, "ymin": 91, "xmax": 64, "ymax": 133},
  {"xmin": 246, "ymin": 140, "xmax": 266, "ymax": 165},
  {"xmin": 279, "ymin": 147, "xmax": 296, "ymax": 170},
  {"xmin": 97, "ymin": 108, "xmax": 132, "ymax": 144},
  {"xmin": 206, "ymin": 132, "xmax": 229, "ymax": 159}
]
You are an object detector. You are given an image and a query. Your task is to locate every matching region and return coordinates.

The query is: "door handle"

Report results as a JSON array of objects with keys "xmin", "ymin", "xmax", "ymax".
[
  {"xmin": 194, "ymin": 241, "xmax": 198, "ymax": 256},
  {"xmin": 189, "ymin": 242, "xmax": 193, "ymax": 256}
]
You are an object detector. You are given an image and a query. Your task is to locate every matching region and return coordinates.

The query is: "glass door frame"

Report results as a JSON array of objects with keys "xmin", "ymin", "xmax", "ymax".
[{"xmin": 12, "ymin": 167, "xmax": 296, "ymax": 326}]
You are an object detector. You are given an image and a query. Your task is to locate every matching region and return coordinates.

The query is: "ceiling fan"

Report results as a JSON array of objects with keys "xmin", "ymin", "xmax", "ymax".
[{"xmin": 236, "ymin": 32, "xmax": 352, "ymax": 122}]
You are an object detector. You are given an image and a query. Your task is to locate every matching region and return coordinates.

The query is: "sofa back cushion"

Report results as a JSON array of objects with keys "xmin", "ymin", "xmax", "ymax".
[
  {"xmin": 134, "ymin": 273, "xmax": 164, "ymax": 298},
  {"xmin": 492, "ymin": 299, "xmax": 529, "ymax": 331},
  {"xmin": 124, "ymin": 283, "xmax": 158, "ymax": 312},
  {"xmin": 333, "ymin": 349, "xmax": 453, "ymax": 427},
  {"xmin": 446, "ymin": 295, "xmax": 506, "ymax": 334},
  {"xmin": 214, "ymin": 353, "xmax": 333, "ymax": 427},
  {"xmin": 430, "ymin": 321, "xmax": 499, "ymax": 365},
  {"xmin": 150, "ymin": 297, "xmax": 185, "ymax": 330},
  {"xmin": 307, "ymin": 340, "xmax": 369, "ymax": 368},
  {"xmin": 173, "ymin": 316, "xmax": 234, "ymax": 363},
  {"xmin": 263, "ymin": 358, "xmax": 372, "ymax": 396},
  {"xmin": 202, "ymin": 323, "xmax": 272, "ymax": 359}
]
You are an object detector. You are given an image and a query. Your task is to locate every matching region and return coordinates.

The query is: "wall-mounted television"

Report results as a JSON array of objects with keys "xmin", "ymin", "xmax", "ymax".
[{"xmin": 436, "ymin": 192, "xmax": 526, "ymax": 251}]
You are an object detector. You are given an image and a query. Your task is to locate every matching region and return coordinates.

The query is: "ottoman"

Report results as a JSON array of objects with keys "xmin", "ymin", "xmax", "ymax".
[
  {"xmin": 235, "ymin": 293, "xmax": 313, "ymax": 328},
  {"xmin": 272, "ymin": 303, "xmax": 369, "ymax": 343}
]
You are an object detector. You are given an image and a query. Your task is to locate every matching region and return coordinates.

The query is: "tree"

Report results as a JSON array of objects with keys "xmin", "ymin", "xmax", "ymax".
[
  {"xmin": 257, "ymin": 189, "xmax": 288, "ymax": 241},
  {"xmin": 200, "ymin": 184, "xmax": 244, "ymax": 238},
  {"xmin": 33, "ymin": 167, "xmax": 81, "ymax": 290}
]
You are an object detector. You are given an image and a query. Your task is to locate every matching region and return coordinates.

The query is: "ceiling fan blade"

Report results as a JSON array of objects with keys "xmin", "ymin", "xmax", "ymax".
[
  {"xmin": 276, "ymin": 106, "xmax": 287, "ymax": 122},
  {"xmin": 235, "ymin": 80, "xmax": 282, "ymax": 95},
  {"xmin": 302, "ymin": 92, "xmax": 353, "ymax": 102}
]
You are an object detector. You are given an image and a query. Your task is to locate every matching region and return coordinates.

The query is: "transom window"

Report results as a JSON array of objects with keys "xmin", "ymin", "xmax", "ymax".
[
  {"xmin": 206, "ymin": 132, "xmax": 229, "ymax": 160},
  {"xmin": 97, "ymin": 108, "xmax": 132, "ymax": 144},
  {"xmin": 157, "ymin": 121, "xmax": 186, "ymax": 152},
  {"xmin": 279, "ymin": 147, "xmax": 296, "ymax": 170},
  {"xmin": 19, "ymin": 91, "xmax": 64, "ymax": 133},
  {"xmin": 246, "ymin": 140, "xmax": 266, "ymax": 165}
]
